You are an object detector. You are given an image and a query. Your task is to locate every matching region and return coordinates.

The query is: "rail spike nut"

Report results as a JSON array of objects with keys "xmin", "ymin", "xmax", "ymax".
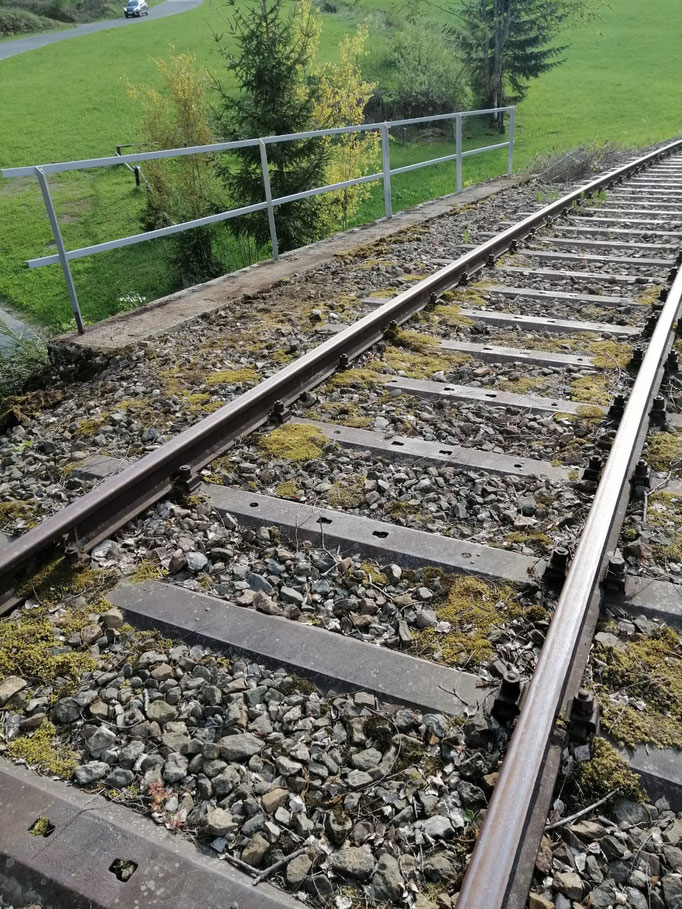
[
  {"xmin": 543, "ymin": 546, "xmax": 569, "ymax": 589},
  {"xmin": 570, "ymin": 689, "xmax": 599, "ymax": 744},
  {"xmin": 492, "ymin": 669, "xmax": 522, "ymax": 724}
]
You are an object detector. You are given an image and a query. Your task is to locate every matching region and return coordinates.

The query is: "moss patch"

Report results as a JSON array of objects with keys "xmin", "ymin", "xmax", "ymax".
[
  {"xmin": 328, "ymin": 367, "xmax": 385, "ymax": 390},
  {"xmin": 360, "ymin": 561, "xmax": 387, "ymax": 585},
  {"xmin": 588, "ymin": 340, "xmax": 632, "ymax": 369},
  {"xmin": 392, "ymin": 329, "xmax": 440, "ymax": 353},
  {"xmin": 638, "ymin": 284, "xmax": 662, "ymax": 306},
  {"xmin": 259, "ymin": 423, "xmax": 327, "ymax": 462},
  {"xmin": 275, "ymin": 480, "xmax": 299, "ymax": 498},
  {"xmin": 645, "ymin": 430, "xmax": 682, "ymax": 474},
  {"xmin": 411, "ymin": 576, "xmax": 519, "ymax": 667},
  {"xmin": 0, "ymin": 500, "xmax": 36, "ymax": 528},
  {"xmin": 206, "ymin": 368, "xmax": 258, "ymax": 387},
  {"xmin": 130, "ymin": 560, "xmax": 165, "ymax": 583},
  {"xmin": 0, "ymin": 613, "xmax": 96, "ymax": 685},
  {"xmin": 384, "ymin": 346, "xmax": 470, "ymax": 379},
  {"xmin": 597, "ymin": 625, "xmax": 682, "ymax": 749},
  {"xmin": 571, "ymin": 375, "xmax": 612, "ymax": 407},
  {"xmin": 441, "ymin": 285, "xmax": 489, "ymax": 308},
  {"xmin": 432, "ymin": 304, "xmax": 475, "ymax": 328},
  {"xmin": 497, "ymin": 376, "xmax": 548, "ymax": 395},
  {"xmin": 7, "ymin": 721, "xmax": 78, "ymax": 779},
  {"xmin": 328, "ymin": 473, "xmax": 365, "ymax": 508},
  {"xmin": 17, "ymin": 556, "xmax": 117, "ymax": 608},
  {"xmin": 576, "ymin": 738, "xmax": 643, "ymax": 802},
  {"xmin": 646, "ymin": 491, "xmax": 682, "ymax": 562},
  {"xmin": 504, "ymin": 530, "xmax": 552, "ymax": 553}
]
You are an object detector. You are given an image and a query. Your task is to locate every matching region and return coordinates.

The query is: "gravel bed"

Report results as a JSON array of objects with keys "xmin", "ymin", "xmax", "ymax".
[
  {"xmin": 456, "ymin": 289, "xmax": 648, "ymax": 327},
  {"xmin": 302, "ymin": 387, "xmax": 615, "ymax": 466},
  {"xmin": 0, "ymin": 591, "xmax": 512, "ymax": 908},
  {"xmin": 220, "ymin": 438, "xmax": 590, "ymax": 552},
  {"xmin": 87, "ymin": 493, "xmax": 549, "ymax": 678}
]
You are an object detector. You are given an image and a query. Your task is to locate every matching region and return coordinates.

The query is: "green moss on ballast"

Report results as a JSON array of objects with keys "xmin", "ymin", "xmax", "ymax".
[
  {"xmin": 571, "ymin": 375, "xmax": 612, "ymax": 407},
  {"xmin": 259, "ymin": 423, "xmax": 327, "ymax": 462},
  {"xmin": 646, "ymin": 491, "xmax": 682, "ymax": 562},
  {"xmin": 7, "ymin": 721, "xmax": 78, "ymax": 779},
  {"xmin": 384, "ymin": 346, "xmax": 471, "ymax": 379},
  {"xmin": 576, "ymin": 738, "xmax": 643, "ymax": 802},
  {"xmin": 16, "ymin": 556, "xmax": 117, "ymax": 608},
  {"xmin": 275, "ymin": 480, "xmax": 300, "ymax": 499},
  {"xmin": 410, "ymin": 576, "xmax": 519, "ymax": 667},
  {"xmin": 327, "ymin": 473, "xmax": 365, "ymax": 508},
  {"xmin": 596, "ymin": 625, "xmax": 682, "ymax": 749},
  {"xmin": 206, "ymin": 368, "xmax": 258, "ymax": 386},
  {"xmin": 0, "ymin": 613, "xmax": 96, "ymax": 685},
  {"xmin": 645, "ymin": 430, "xmax": 682, "ymax": 474},
  {"xmin": 431, "ymin": 304, "xmax": 475, "ymax": 328}
]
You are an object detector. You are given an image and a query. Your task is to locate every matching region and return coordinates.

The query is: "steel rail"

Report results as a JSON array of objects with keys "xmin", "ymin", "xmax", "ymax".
[
  {"xmin": 0, "ymin": 138, "xmax": 680, "ymax": 605},
  {"xmin": 456, "ymin": 184, "xmax": 682, "ymax": 908}
]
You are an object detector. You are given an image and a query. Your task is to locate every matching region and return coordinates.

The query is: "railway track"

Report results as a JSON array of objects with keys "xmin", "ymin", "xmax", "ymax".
[{"xmin": 1, "ymin": 138, "xmax": 682, "ymax": 909}]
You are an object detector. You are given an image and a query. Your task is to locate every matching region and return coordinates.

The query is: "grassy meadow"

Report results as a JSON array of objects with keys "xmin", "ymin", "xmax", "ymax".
[{"xmin": 0, "ymin": 0, "xmax": 680, "ymax": 331}]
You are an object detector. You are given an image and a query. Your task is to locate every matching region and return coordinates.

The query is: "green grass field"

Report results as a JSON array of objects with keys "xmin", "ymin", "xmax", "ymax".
[{"xmin": 0, "ymin": 0, "xmax": 680, "ymax": 331}]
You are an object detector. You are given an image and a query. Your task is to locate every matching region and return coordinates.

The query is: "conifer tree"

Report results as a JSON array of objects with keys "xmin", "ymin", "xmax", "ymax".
[{"xmin": 213, "ymin": 0, "xmax": 329, "ymax": 254}]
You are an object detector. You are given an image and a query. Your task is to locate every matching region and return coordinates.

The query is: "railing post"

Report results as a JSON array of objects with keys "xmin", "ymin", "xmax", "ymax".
[
  {"xmin": 508, "ymin": 107, "xmax": 515, "ymax": 176},
  {"xmin": 455, "ymin": 114, "xmax": 463, "ymax": 194},
  {"xmin": 35, "ymin": 166, "xmax": 84, "ymax": 335},
  {"xmin": 259, "ymin": 139, "xmax": 279, "ymax": 260},
  {"xmin": 381, "ymin": 123, "xmax": 392, "ymax": 219}
]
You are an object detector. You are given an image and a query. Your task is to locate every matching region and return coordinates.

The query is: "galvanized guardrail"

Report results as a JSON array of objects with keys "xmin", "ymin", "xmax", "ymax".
[{"xmin": 1, "ymin": 106, "xmax": 514, "ymax": 334}]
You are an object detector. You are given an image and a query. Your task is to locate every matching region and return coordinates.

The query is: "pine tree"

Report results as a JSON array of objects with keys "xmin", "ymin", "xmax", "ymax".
[
  {"xmin": 213, "ymin": 0, "xmax": 330, "ymax": 255},
  {"xmin": 457, "ymin": 0, "xmax": 569, "ymax": 131}
]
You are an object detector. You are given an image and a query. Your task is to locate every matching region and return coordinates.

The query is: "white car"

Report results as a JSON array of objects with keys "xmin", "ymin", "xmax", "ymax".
[{"xmin": 124, "ymin": 0, "xmax": 148, "ymax": 17}]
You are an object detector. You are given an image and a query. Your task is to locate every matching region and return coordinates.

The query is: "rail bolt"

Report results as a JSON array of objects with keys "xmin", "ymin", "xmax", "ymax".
[
  {"xmin": 178, "ymin": 465, "xmax": 192, "ymax": 483},
  {"xmin": 632, "ymin": 459, "xmax": 651, "ymax": 492},
  {"xmin": 582, "ymin": 455, "xmax": 603, "ymax": 484},
  {"xmin": 543, "ymin": 546, "xmax": 569, "ymax": 588},
  {"xmin": 272, "ymin": 399, "xmax": 290, "ymax": 424},
  {"xmin": 570, "ymin": 689, "xmax": 599, "ymax": 743},
  {"xmin": 509, "ymin": 240, "xmax": 518, "ymax": 253},
  {"xmin": 651, "ymin": 396, "xmax": 667, "ymax": 427},
  {"xmin": 64, "ymin": 542, "xmax": 83, "ymax": 566},
  {"xmin": 628, "ymin": 346, "xmax": 643, "ymax": 373},
  {"xmin": 642, "ymin": 314, "xmax": 658, "ymax": 339},
  {"xmin": 608, "ymin": 394, "xmax": 626, "ymax": 422},
  {"xmin": 459, "ymin": 272, "xmax": 469, "ymax": 287},
  {"xmin": 492, "ymin": 669, "xmax": 522, "ymax": 723},
  {"xmin": 659, "ymin": 287, "xmax": 669, "ymax": 302},
  {"xmin": 486, "ymin": 254, "xmax": 496, "ymax": 268},
  {"xmin": 666, "ymin": 351, "xmax": 679, "ymax": 375},
  {"xmin": 338, "ymin": 353, "xmax": 349, "ymax": 371},
  {"xmin": 605, "ymin": 554, "xmax": 626, "ymax": 594}
]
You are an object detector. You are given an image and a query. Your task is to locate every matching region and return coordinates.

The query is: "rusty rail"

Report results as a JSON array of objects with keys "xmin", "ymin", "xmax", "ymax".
[{"xmin": 457, "ymin": 162, "xmax": 682, "ymax": 906}]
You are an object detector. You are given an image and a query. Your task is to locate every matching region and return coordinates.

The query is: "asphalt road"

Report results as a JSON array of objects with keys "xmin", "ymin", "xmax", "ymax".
[{"xmin": 0, "ymin": 0, "xmax": 204, "ymax": 61}]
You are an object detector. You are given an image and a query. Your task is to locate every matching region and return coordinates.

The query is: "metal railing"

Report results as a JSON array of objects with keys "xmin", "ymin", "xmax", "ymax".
[{"xmin": 1, "ymin": 106, "xmax": 515, "ymax": 334}]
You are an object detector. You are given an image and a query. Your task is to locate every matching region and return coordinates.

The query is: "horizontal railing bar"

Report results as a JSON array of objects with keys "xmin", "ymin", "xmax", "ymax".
[
  {"xmin": 27, "ymin": 174, "xmax": 385, "ymax": 268},
  {"xmin": 461, "ymin": 140, "xmax": 510, "ymax": 157},
  {"xmin": 385, "ymin": 107, "xmax": 513, "ymax": 128},
  {"xmin": 27, "ymin": 199, "xmax": 270, "ymax": 268},
  {"xmin": 271, "ymin": 171, "xmax": 383, "ymax": 207},
  {"xmin": 390, "ymin": 151, "xmax": 460, "ymax": 176},
  {"xmin": 389, "ymin": 141, "xmax": 510, "ymax": 177},
  {"xmin": 2, "ymin": 106, "xmax": 514, "ymax": 178}
]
